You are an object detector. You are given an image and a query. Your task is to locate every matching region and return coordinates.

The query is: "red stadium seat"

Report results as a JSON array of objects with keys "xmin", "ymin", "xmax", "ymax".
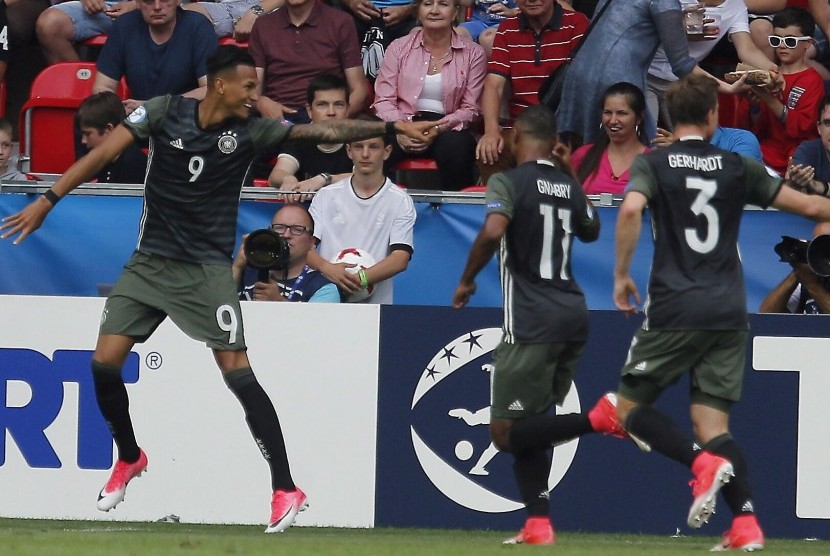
[
  {"xmin": 460, "ymin": 185, "xmax": 486, "ymax": 193},
  {"xmin": 219, "ymin": 36, "xmax": 249, "ymax": 48},
  {"xmin": 394, "ymin": 158, "xmax": 438, "ymax": 171},
  {"xmin": 20, "ymin": 63, "xmax": 129, "ymax": 174},
  {"xmin": 393, "ymin": 157, "xmax": 440, "ymax": 189},
  {"xmin": 81, "ymin": 34, "xmax": 108, "ymax": 47},
  {"xmin": 78, "ymin": 33, "xmax": 108, "ymax": 61}
]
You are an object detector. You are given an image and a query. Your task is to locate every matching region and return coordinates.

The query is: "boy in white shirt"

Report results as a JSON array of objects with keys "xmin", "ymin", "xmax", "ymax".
[{"xmin": 308, "ymin": 134, "xmax": 415, "ymax": 304}]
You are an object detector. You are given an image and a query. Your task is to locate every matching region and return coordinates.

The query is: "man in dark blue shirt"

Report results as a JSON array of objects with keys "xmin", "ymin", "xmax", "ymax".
[{"xmin": 93, "ymin": 0, "xmax": 217, "ymax": 114}]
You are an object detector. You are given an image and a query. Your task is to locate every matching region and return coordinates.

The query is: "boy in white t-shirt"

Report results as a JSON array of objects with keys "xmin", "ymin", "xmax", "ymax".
[{"xmin": 307, "ymin": 134, "xmax": 415, "ymax": 304}]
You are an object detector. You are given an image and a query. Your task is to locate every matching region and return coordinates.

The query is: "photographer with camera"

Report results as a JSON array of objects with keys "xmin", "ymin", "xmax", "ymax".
[
  {"xmin": 760, "ymin": 224, "xmax": 830, "ymax": 313},
  {"xmin": 233, "ymin": 205, "xmax": 341, "ymax": 303}
]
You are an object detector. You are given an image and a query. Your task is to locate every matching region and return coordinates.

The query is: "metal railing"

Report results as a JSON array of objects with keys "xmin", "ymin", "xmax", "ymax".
[{"xmin": 0, "ymin": 178, "xmax": 625, "ymax": 207}]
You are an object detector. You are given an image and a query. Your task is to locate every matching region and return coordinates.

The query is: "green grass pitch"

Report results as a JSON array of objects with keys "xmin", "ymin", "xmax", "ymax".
[{"xmin": 0, "ymin": 519, "xmax": 827, "ymax": 555}]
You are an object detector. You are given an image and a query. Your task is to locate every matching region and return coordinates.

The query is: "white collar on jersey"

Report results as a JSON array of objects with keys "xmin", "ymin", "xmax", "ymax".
[
  {"xmin": 678, "ymin": 135, "xmax": 705, "ymax": 141},
  {"xmin": 535, "ymin": 159, "xmax": 556, "ymax": 166}
]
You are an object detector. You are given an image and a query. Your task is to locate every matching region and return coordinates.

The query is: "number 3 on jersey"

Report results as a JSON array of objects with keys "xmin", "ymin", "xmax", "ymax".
[{"xmin": 684, "ymin": 176, "xmax": 719, "ymax": 254}]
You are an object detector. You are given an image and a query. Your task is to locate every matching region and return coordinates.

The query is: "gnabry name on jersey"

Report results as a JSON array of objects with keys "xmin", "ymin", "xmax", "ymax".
[
  {"xmin": 667, "ymin": 153, "xmax": 723, "ymax": 171},
  {"xmin": 537, "ymin": 179, "xmax": 571, "ymax": 198}
]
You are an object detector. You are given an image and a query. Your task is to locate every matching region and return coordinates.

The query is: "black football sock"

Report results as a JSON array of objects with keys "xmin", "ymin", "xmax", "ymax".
[
  {"xmin": 512, "ymin": 448, "xmax": 552, "ymax": 517},
  {"xmin": 508, "ymin": 414, "xmax": 593, "ymax": 453},
  {"xmin": 91, "ymin": 360, "xmax": 140, "ymax": 463},
  {"xmin": 224, "ymin": 367, "xmax": 294, "ymax": 492},
  {"xmin": 625, "ymin": 405, "xmax": 698, "ymax": 468},
  {"xmin": 704, "ymin": 433, "xmax": 755, "ymax": 516}
]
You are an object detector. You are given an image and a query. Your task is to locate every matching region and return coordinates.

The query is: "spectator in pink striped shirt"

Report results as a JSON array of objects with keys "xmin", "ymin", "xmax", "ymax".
[{"xmin": 372, "ymin": 0, "xmax": 486, "ymax": 190}]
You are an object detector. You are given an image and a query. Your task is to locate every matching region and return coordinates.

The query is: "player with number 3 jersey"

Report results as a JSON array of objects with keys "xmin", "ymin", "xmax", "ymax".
[{"xmin": 606, "ymin": 74, "xmax": 830, "ymax": 551}]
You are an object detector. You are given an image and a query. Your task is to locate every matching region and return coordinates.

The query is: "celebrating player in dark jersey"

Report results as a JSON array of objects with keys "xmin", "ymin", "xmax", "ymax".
[
  {"xmin": 1, "ymin": 45, "xmax": 438, "ymax": 534},
  {"xmin": 604, "ymin": 74, "xmax": 830, "ymax": 552},
  {"xmin": 453, "ymin": 105, "xmax": 631, "ymax": 545}
]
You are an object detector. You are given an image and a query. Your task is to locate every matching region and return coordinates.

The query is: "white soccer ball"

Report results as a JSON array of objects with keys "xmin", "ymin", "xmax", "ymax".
[{"xmin": 330, "ymin": 247, "xmax": 377, "ymax": 302}]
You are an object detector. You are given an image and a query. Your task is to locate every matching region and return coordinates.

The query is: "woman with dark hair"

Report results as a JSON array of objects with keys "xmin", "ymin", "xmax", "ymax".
[
  {"xmin": 555, "ymin": 0, "xmax": 746, "ymax": 148},
  {"xmin": 571, "ymin": 82, "xmax": 650, "ymax": 195}
]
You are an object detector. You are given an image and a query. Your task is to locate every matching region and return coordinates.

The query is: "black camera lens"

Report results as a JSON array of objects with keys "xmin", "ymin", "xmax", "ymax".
[{"xmin": 244, "ymin": 229, "xmax": 290, "ymax": 270}]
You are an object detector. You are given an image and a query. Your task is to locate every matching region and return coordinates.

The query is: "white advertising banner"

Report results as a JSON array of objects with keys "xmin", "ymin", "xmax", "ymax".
[
  {"xmin": 753, "ymin": 336, "xmax": 830, "ymax": 520},
  {"xmin": 0, "ymin": 295, "xmax": 380, "ymax": 527}
]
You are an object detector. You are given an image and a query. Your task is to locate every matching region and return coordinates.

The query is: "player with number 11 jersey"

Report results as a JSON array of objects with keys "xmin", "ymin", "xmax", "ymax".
[{"xmin": 486, "ymin": 159, "xmax": 599, "ymax": 344}]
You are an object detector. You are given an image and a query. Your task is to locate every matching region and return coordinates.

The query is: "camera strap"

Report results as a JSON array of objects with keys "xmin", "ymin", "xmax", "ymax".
[{"xmin": 283, "ymin": 265, "xmax": 311, "ymax": 301}]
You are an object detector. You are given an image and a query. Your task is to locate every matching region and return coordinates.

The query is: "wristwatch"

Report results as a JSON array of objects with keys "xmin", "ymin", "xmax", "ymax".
[
  {"xmin": 250, "ymin": 4, "xmax": 265, "ymax": 16},
  {"xmin": 319, "ymin": 173, "xmax": 333, "ymax": 186}
]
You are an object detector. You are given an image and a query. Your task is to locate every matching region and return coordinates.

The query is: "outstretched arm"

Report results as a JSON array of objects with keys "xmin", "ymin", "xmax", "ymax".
[
  {"xmin": 453, "ymin": 213, "xmax": 509, "ymax": 308},
  {"xmin": 614, "ymin": 191, "xmax": 647, "ymax": 314},
  {"xmin": 1, "ymin": 125, "xmax": 135, "ymax": 244},
  {"xmin": 772, "ymin": 181, "xmax": 830, "ymax": 221},
  {"xmin": 288, "ymin": 119, "xmax": 441, "ymax": 145}
]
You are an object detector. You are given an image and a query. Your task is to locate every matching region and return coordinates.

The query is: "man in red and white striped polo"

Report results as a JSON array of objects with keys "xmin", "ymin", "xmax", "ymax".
[{"xmin": 475, "ymin": 0, "xmax": 588, "ymax": 183}]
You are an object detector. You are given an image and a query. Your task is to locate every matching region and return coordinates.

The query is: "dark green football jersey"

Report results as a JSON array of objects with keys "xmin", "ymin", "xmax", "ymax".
[
  {"xmin": 123, "ymin": 95, "xmax": 291, "ymax": 264},
  {"xmin": 629, "ymin": 139, "xmax": 782, "ymax": 330},
  {"xmin": 486, "ymin": 160, "xmax": 600, "ymax": 344}
]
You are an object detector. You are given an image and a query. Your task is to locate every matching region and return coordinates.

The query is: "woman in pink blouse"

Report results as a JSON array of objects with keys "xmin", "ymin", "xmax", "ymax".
[
  {"xmin": 372, "ymin": 0, "xmax": 487, "ymax": 190},
  {"xmin": 571, "ymin": 82, "xmax": 651, "ymax": 196}
]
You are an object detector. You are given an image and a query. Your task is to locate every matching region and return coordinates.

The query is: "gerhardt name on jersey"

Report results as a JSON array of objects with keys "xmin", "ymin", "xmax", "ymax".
[
  {"xmin": 667, "ymin": 153, "xmax": 723, "ymax": 172},
  {"xmin": 536, "ymin": 179, "xmax": 571, "ymax": 199}
]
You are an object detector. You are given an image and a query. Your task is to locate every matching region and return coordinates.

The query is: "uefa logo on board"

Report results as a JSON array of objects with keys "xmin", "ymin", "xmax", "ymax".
[{"xmin": 409, "ymin": 328, "xmax": 581, "ymax": 513}]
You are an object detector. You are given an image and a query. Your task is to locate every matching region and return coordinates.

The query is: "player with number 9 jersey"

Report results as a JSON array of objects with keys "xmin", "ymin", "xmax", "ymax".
[
  {"xmin": 0, "ymin": 46, "xmax": 443, "ymax": 534},
  {"xmin": 124, "ymin": 95, "xmax": 290, "ymax": 265}
]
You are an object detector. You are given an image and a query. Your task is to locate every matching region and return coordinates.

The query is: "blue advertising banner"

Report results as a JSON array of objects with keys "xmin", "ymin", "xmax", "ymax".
[
  {"xmin": 376, "ymin": 306, "xmax": 830, "ymax": 539},
  {"xmin": 0, "ymin": 192, "xmax": 818, "ymax": 310}
]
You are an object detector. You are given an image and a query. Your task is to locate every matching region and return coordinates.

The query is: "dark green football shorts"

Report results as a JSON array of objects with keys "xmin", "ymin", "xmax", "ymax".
[
  {"xmin": 100, "ymin": 251, "xmax": 246, "ymax": 350},
  {"xmin": 619, "ymin": 328, "xmax": 748, "ymax": 412},
  {"xmin": 490, "ymin": 340, "xmax": 584, "ymax": 420}
]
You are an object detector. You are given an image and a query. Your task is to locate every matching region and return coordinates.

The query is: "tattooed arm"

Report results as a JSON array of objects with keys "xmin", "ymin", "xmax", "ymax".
[{"xmin": 287, "ymin": 118, "xmax": 443, "ymax": 144}]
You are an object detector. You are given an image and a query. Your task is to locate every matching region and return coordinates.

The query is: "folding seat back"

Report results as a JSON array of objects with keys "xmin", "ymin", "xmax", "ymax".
[{"xmin": 20, "ymin": 63, "xmax": 128, "ymax": 174}]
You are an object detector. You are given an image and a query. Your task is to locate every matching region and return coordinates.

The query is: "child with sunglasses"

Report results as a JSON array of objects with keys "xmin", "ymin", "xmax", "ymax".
[{"xmin": 740, "ymin": 6, "xmax": 823, "ymax": 174}]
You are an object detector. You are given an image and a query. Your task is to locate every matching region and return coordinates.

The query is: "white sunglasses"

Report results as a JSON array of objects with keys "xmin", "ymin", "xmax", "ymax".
[{"xmin": 768, "ymin": 35, "xmax": 812, "ymax": 48}]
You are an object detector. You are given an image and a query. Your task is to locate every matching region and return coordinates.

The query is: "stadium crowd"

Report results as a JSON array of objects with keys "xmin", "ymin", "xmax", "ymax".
[
  {"xmin": 3, "ymin": 0, "xmax": 830, "ymax": 300},
  {"xmin": 2, "ymin": 0, "xmax": 828, "ymax": 182},
  {"xmin": 5, "ymin": 0, "xmax": 830, "ymax": 547}
]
